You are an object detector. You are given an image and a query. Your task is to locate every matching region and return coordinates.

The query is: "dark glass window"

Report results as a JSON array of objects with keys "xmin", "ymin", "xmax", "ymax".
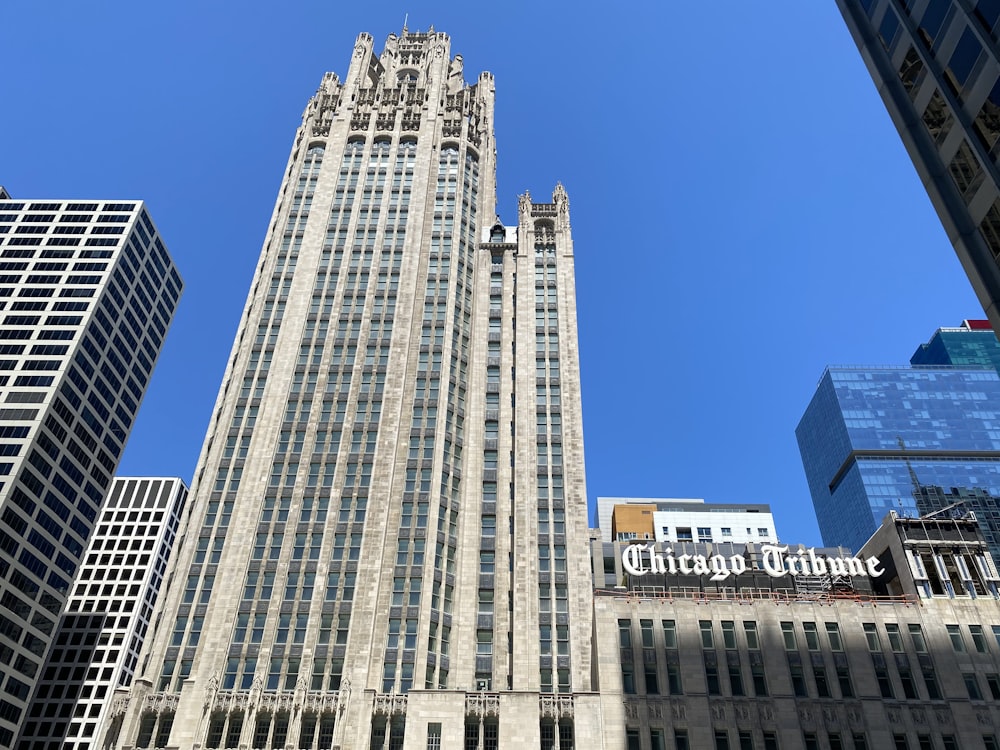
[
  {"xmin": 899, "ymin": 46, "xmax": 926, "ymax": 99},
  {"xmin": 974, "ymin": 76, "xmax": 1000, "ymax": 151},
  {"xmin": 975, "ymin": 0, "xmax": 1000, "ymax": 35},
  {"xmin": 667, "ymin": 661, "xmax": 682, "ymax": 694},
  {"xmin": 948, "ymin": 140, "xmax": 983, "ymax": 197},
  {"xmin": 987, "ymin": 673, "xmax": 1000, "ymax": 699},
  {"xmin": 965, "ymin": 672, "xmax": 984, "ymax": 699},
  {"xmin": 621, "ymin": 666, "xmax": 634, "ymax": 694},
  {"xmin": 945, "ymin": 26, "xmax": 983, "ymax": 93},
  {"xmin": 705, "ymin": 658, "xmax": 721, "ymax": 695},
  {"xmin": 879, "ymin": 8, "xmax": 901, "ymax": 51},
  {"xmin": 917, "ymin": 0, "xmax": 952, "ymax": 49},
  {"xmin": 978, "ymin": 197, "xmax": 1000, "ymax": 259},
  {"xmin": 790, "ymin": 661, "xmax": 808, "ymax": 697},
  {"xmin": 922, "ymin": 89, "xmax": 954, "ymax": 143}
]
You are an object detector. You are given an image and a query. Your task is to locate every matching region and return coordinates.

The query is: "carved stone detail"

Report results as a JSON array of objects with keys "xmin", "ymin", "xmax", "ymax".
[{"xmin": 465, "ymin": 692, "xmax": 500, "ymax": 718}]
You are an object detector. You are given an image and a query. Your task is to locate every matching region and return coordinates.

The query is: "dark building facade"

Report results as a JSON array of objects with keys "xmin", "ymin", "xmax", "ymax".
[{"xmin": 837, "ymin": 0, "xmax": 1000, "ymax": 331}]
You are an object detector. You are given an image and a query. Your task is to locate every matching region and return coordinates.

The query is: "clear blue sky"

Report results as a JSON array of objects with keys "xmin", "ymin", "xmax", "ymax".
[{"xmin": 0, "ymin": 2, "xmax": 982, "ymax": 546}]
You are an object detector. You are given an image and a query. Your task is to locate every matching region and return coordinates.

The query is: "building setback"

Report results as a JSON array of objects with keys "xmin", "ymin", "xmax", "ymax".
[
  {"xmin": 112, "ymin": 28, "xmax": 601, "ymax": 749},
  {"xmin": 836, "ymin": 0, "xmax": 1000, "ymax": 332},
  {"xmin": 0, "ymin": 197, "xmax": 181, "ymax": 747},
  {"xmin": 911, "ymin": 319, "xmax": 1000, "ymax": 373},
  {"xmin": 17, "ymin": 478, "xmax": 187, "ymax": 750},
  {"xmin": 796, "ymin": 365, "xmax": 1000, "ymax": 556}
]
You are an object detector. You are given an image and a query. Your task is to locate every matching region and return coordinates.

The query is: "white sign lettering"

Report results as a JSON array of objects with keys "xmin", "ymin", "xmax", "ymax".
[{"xmin": 622, "ymin": 544, "xmax": 884, "ymax": 580}]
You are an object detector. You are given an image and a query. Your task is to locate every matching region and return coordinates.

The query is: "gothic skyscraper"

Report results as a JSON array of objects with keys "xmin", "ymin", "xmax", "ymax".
[{"xmin": 113, "ymin": 29, "xmax": 602, "ymax": 749}]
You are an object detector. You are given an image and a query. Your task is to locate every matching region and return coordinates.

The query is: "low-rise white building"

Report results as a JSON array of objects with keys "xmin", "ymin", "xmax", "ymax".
[{"xmin": 596, "ymin": 497, "xmax": 778, "ymax": 545}]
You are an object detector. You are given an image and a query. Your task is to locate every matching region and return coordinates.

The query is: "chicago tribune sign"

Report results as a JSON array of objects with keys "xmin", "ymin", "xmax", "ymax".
[{"xmin": 622, "ymin": 543, "xmax": 885, "ymax": 582}]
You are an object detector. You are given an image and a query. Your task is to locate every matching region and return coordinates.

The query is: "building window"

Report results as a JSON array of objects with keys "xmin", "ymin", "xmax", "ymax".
[
  {"xmin": 917, "ymin": 0, "xmax": 951, "ymax": 50},
  {"xmin": 662, "ymin": 620, "xmax": 677, "ymax": 649},
  {"xmin": 667, "ymin": 661, "xmax": 683, "ymax": 695},
  {"xmin": 640, "ymin": 619, "xmax": 654, "ymax": 648},
  {"xmin": 803, "ymin": 622, "xmax": 819, "ymax": 650},
  {"xmin": 644, "ymin": 664, "xmax": 659, "ymax": 695},
  {"xmin": 986, "ymin": 673, "xmax": 1000, "ymax": 699},
  {"xmin": 837, "ymin": 663, "xmax": 854, "ymax": 698},
  {"xmin": 885, "ymin": 624, "xmax": 904, "ymax": 652},
  {"xmin": 863, "ymin": 622, "xmax": 882, "ymax": 651},
  {"xmin": 781, "ymin": 622, "xmax": 796, "ymax": 650},
  {"xmin": 618, "ymin": 620, "xmax": 631, "ymax": 649},
  {"xmin": 813, "ymin": 665, "xmax": 830, "ymax": 698},
  {"xmin": 826, "ymin": 623, "xmax": 843, "ymax": 651},
  {"xmin": 965, "ymin": 673, "xmax": 984, "ymax": 700},
  {"xmin": 908, "ymin": 624, "xmax": 926, "ymax": 653},
  {"xmin": 729, "ymin": 663, "xmax": 744, "ymax": 696},
  {"xmin": 719, "ymin": 621, "xmax": 736, "ymax": 649},
  {"xmin": 789, "ymin": 661, "xmax": 808, "ymax": 697},
  {"xmin": 970, "ymin": 625, "xmax": 989, "ymax": 653},
  {"xmin": 699, "ymin": 620, "xmax": 714, "ymax": 648},
  {"xmin": 621, "ymin": 666, "xmax": 635, "ymax": 694},
  {"xmin": 947, "ymin": 624, "xmax": 966, "ymax": 652},
  {"xmin": 945, "ymin": 26, "xmax": 984, "ymax": 95},
  {"xmin": 923, "ymin": 666, "xmax": 941, "ymax": 701},
  {"xmin": 751, "ymin": 660, "xmax": 767, "ymax": 696},
  {"xmin": 427, "ymin": 722, "xmax": 441, "ymax": 750}
]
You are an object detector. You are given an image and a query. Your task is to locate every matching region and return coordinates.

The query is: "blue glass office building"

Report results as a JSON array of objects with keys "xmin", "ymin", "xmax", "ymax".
[
  {"xmin": 911, "ymin": 320, "xmax": 1000, "ymax": 373},
  {"xmin": 796, "ymin": 367, "xmax": 1000, "ymax": 556}
]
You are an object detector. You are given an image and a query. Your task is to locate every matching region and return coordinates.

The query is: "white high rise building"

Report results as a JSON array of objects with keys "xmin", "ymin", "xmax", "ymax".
[
  {"xmin": 113, "ymin": 28, "xmax": 605, "ymax": 750},
  {"xmin": 0, "ymin": 196, "xmax": 182, "ymax": 747},
  {"xmin": 17, "ymin": 477, "xmax": 187, "ymax": 750}
]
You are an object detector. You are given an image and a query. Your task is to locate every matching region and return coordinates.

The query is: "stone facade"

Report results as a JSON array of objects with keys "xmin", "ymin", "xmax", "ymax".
[
  {"xmin": 108, "ymin": 28, "xmax": 600, "ymax": 750},
  {"xmin": 593, "ymin": 514, "xmax": 1000, "ymax": 749}
]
